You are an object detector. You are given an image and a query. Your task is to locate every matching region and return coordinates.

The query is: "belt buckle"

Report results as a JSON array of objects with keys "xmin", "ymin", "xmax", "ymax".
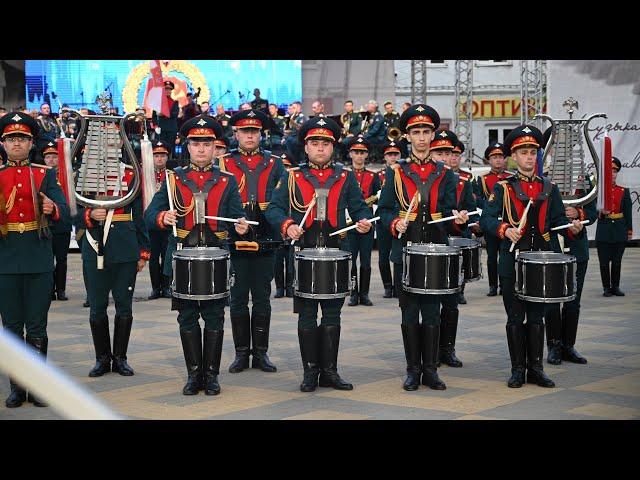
[{"xmin": 18, "ymin": 222, "xmax": 25, "ymax": 234}]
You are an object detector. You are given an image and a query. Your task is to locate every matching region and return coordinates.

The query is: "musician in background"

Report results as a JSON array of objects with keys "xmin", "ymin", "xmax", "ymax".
[
  {"xmin": 596, "ymin": 157, "xmax": 632, "ymax": 297},
  {"xmin": 479, "ymin": 125, "xmax": 583, "ymax": 389},
  {"xmin": 179, "ymin": 92, "xmax": 201, "ymax": 127},
  {"xmin": 383, "ymin": 101, "xmax": 400, "ymax": 131},
  {"xmin": 266, "ymin": 103, "xmax": 285, "ymax": 157},
  {"xmin": 144, "ymin": 116, "xmax": 248, "ymax": 396},
  {"xmin": 377, "ymin": 140, "xmax": 401, "ymax": 298},
  {"xmin": 219, "ymin": 109, "xmax": 285, "ymax": 375},
  {"xmin": 147, "ymin": 140, "xmax": 172, "ymax": 300},
  {"xmin": 0, "ymin": 112, "xmax": 71, "ymax": 408},
  {"xmin": 401, "ymin": 102, "xmax": 411, "ymax": 113},
  {"xmin": 362, "ymin": 100, "xmax": 386, "ymax": 163},
  {"xmin": 265, "ymin": 116, "xmax": 373, "ymax": 392},
  {"xmin": 200, "ymin": 101, "xmax": 211, "ymax": 115},
  {"xmin": 76, "ymin": 127, "xmax": 151, "ymax": 379},
  {"xmin": 378, "ymin": 104, "xmax": 464, "ymax": 392},
  {"xmin": 311, "ymin": 100, "xmax": 325, "ymax": 116},
  {"xmin": 283, "ymin": 101, "xmax": 307, "ymax": 165},
  {"xmin": 37, "ymin": 103, "xmax": 60, "ymax": 142},
  {"xmin": 345, "ymin": 136, "xmax": 380, "ymax": 307},
  {"xmin": 250, "ymin": 88, "xmax": 269, "ymax": 114},
  {"xmin": 152, "ymin": 81, "xmax": 180, "ymax": 152},
  {"xmin": 473, "ymin": 142, "xmax": 512, "ymax": 296},
  {"xmin": 430, "ymin": 130, "xmax": 475, "ymax": 369},
  {"xmin": 40, "ymin": 141, "xmax": 72, "ymax": 302},
  {"xmin": 214, "ymin": 104, "xmax": 233, "ymax": 139},
  {"xmin": 338, "ymin": 100, "xmax": 362, "ymax": 163}
]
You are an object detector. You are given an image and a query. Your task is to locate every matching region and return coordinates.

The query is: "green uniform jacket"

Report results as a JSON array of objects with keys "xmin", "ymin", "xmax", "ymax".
[
  {"xmin": 449, "ymin": 175, "xmax": 476, "ymax": 239},
  {"xmin": 49, "ymin": 167, "xmax": 73, "ymax": 235},
  {"xmin": 550, "ymin": 194, "xmax": 598, "ymax": 262},
  {"xmin": 0, "ymin": 166, "xmax": 71, "ymax": 274},
  {"xmin": 345, "ymin": 112, "xmax": 362, "ymax": 136},
  {"xmin": 596, "ymin": 187, "xmax": 633, "ymax": 243},
  {"xmin": 378, "ymin": 160, "xmax": 457, "ymax": 264}
]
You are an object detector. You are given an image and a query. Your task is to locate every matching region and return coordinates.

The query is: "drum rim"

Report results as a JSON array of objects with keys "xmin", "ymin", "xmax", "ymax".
[
  {"xmin": 295, "ymin": 248, "xmax": 352, "ymax": 261},
  {"xmin": 403, "ymin": 246, "xmax": 462, "ymax": 256},
  {"xmin": 517, "ymin": 252, "xmax": 577, "ymax": 264},
  {"xmin": 294, "ymin": 290, "xmax": 351, "ymax": 299},
  {"xmin": 402, "ymin": 285, "xmax": 462, "ymax": 295},
  {"xmin": 173, "ymin": 247, "xmax": 230, "ymax": 260},
  {"xmin": 448, "ymin": 237, "xmax": 480, "ymax": 249},
  {"xmin": 172, "ymin": 291, "xmax": 231, "ymax": 300},
  {"xmin": 514, "ymin": 292, "xmax": 577, "ymax": 303}
]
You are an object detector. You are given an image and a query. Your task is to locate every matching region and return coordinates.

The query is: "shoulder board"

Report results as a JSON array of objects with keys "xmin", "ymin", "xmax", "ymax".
[
  {"xmin": 219, "ymin": 170, "xmax": 234, "ymax": 177},
  {"xmin": 504, "ymin": 170, "xmax": 516, "ymax": 176},
  {"xmin": 497, "ymin": 180, "xmax": 509, "ymax": 187},
  {"xmin": 343, "ymin": 166, "xmax": 353, "ymax": 172},
  {"xmin": 30, "ymin": 163, "xmax": 52, "ymax": 170},
  {"xmin": 220, "ymin": 152, "xmax": 232, "ymax": 159},
  {"xmin": 334, "ymin": 162, "xmax": 345, "ymax": 169},
  {"xmin": 289, "ymin": 167, "xmax": 300, "ymax": 172},
  {"xmin": 270, "ymin": 153, "xmax": 281, "ymax": 161}
]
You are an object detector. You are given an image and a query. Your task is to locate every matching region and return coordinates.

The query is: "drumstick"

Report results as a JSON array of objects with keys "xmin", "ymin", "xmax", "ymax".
[
  {"xmin": 468, "ymin": 222, "xmax": 478, "ymax": 228},
  {"xmin": 509, "ymin": 199, "xmax": 533, "ymax": 253},
  {"xmin": 551, "ymin": 219, "xmax": 590, "ymax": 231},
  {"xmin": 398, "ymin": 191, "xmax": 419, "ymax": 240},
  {"xmin": 329, "ymin": 216, "xmax": 380, "ymax": 236},
  {"xmin": 165, "ymin": 173, "xmax": 178, "ymax": 239},
  {"xmin": 203, "ymin": 215, "xmax": 259, "ymax": 225},
  {"xmin": 427, "ymin": 209, "xmax": 481, "ymax": 225},
  {"xmin": 291, "ymin": 194, "xmax": 316, "ymax": 246}
]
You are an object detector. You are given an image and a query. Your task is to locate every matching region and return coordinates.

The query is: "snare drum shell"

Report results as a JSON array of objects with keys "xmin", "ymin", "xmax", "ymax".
[
  {"xmin": 515, "ymin": 252, "xmax": 577, "ymax": 303},
  {"xmin": 294, "ymin": 248, "xmax": 352, "ymax": 299},
  {"xmin": 449, "ymin": 237, "xmax": 482, "ymax": 282},
  {"xmin": 172, "ymin": 248, "xmax": 230, "ymax": 300},
  {"xmin": 402, "ymin": 245, "xmax": 462, "ymax": 294}
]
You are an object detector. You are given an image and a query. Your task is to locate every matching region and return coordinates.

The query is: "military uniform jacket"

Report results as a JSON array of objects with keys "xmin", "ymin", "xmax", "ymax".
[
  {"xmin": 154, "ymin": 100, "xmax": 180, "ymax": 133},
  {"xmin": 49, "ymin": 166, "xmax": 73, "ymax": 235},
  {"xmin": 363, "ymin": 111, "xmax": 386, "ymax": 144},
  {"xmin": 77, "ymin": 166, "xmax": 151, "ymax": 265},
  {"xmin": 473, "ymin": 169, "xmax": 513, "ymax": 210},
  {"xmin": 265, "ymin": 162, "xmax": 372, "ymax": 250},
  {"xmin": 0, "ymin": 162, "xmax": 70, "ymax": 273},
  {"xmin": 383, "ymin": 111, "xmax": 400, "ymax": 129},
  {"xmin": 144, "ymin": 164, "xmax": 245, "ymax": 276},
  {"xmin": 378, "ymin": 158, "xmax": 457, "ymax": 264},
  {"xmin": 215, "ymin": 114, "xmax": 233, "ymax": 138},
  {"xmin": 479, "ymin": 173, "xmax": 578, "ymax": 268},
  {"xmin": 550, "ymin": 184, "xmax": 598, "ymax": 262},
  {"xmin": 449, "ymin": 169, "xmax": 476, "ymax": 239},
  {"xmin": 219, "ymin": 149, "xmax": 285, "ymax": 242},
  {"xmin": 350, "ymin": 167, "xmax": 381, "ymax": 213},
  {"xmin": 344, "ymin": 112, "xmax": 362, "ymax": 136},
  {"xmin": 596, "ymin": 185, "xmax": 633, "ymax": 243}
]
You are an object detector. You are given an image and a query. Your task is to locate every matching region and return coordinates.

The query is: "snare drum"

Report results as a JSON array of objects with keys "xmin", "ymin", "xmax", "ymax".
[
  {"xmin": 515, "ymin": 251, "xmax": 577, "ymax": 303},
  {"xmin": 402, "ymin": 243, "xmax": 463, "ymax": 295},
  {"xmin": 294, "ymin": 248, "xmax": 352, "ymax": 299},
  {"xmin": 448, "ymin": 237, "xmax": 482, "ymax": 282},
  {"xmin": 172, "ymin": 247, "xmax": 230, "ymax": 300}
]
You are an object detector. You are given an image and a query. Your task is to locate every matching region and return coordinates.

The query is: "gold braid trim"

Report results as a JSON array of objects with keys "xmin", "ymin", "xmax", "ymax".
[
  {"xmin": 398, "ymin": 211, "xmax": 418, "ymax": 221},
  {"xmin": 500, "ymin": 181, "xmax": 518, "ymax": 227},
  {"xmin": 481, "ymin": 175, "xmax": 490, "ymax": 198},
  {"xmin": 288, "ymin": 171, "xmax": 313, "ymax": 213},
  {"xmin": 5, "ymin": 187, "xmax": 17, "ymax": 214},
  {"xmin": 168, "ymin": 171, "xmax": 195, "ymax": 218},
  {"xmin": 220, "ymin": 156, "xmax": 246, "ymax": 194},
  {"xmin": 393, "ymin": 167, "xmax": 411, "ymax": 211}
]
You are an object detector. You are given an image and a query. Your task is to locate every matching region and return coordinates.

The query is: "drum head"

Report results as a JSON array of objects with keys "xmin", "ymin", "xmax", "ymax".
[
  {"xmin": 295, "ymin": 248, "xmax": 351, "ymax": 261},
  {"xmin": 518, "ymin": 251, "xmax": 576, "ymax": 264},
  {"xmin": 448, "ymin": 237, "xmax": 479, "ymax": 249},
  {"xmin": 404, "ymin": 243, "xmax": 460, "ymax": 256},
  {"xmin": 173, "ymin": 247, "xmax": 229, "ymax": 260}
]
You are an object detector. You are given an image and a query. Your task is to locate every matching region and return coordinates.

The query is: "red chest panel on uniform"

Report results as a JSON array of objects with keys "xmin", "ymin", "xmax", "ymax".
[
  {"xmin": 456, "ymin": 178, "xmax": 466, "ymax": 204},
  {"xmin": 223, "ymin": 155, "xmax": 275, "ymax": 203},
  {"xmin": 292, "ymin": 168, "xmax": 348, "ymax": 228},
  {"xmin": 505, "ymin": 180, "xmax": 548, "ymax": 234},
  {"xmin": 400, "ymin": 162, "xmax": 445, "ymax": 214},
  {"xmin": 378, "ymin": 170, "xmax": 386, "ymax": 187},
  {"xmin": 155, "ymin": 169, "xmax": 166, "ymax": 185},
  {"xmin": 612, "ymin": 186, "xmax": 625, "ymax": 213},
  {"xmin": 354, "ymin": 169, "xmax": 376, "ymax": 198},
  {"xmin": 0, "ymin": 166, "xmax": 47, "ymax": 223},
  {"xmin": 174, "ymin": 170, "xmax": 228, "ymax": 231}
]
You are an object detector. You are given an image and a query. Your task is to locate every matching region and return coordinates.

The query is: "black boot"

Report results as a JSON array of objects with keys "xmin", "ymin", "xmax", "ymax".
[
  {"xmin": 179, "ymin": 327, "xmax": 203, "ymax": 395},
  {"xmin": 359, "ymin": 267, "xmax": 373, "ymax": 306},
  {"xmin": 506, "ymin": 324, "xmax": 526, "ymax": 388},
  {"xmin": 148, "ymin": 289, "xmax": 162, "ymax": 300},
  {"xmin": 561, "ymin": 309, "xmax": 587, "ymax": 364},
  {"xmin": 526, "ymin": 323, "xmax": 555, "ymax": 388},
  {"xmin": 55, "ymin": 261, "xmax": 68, "ymax": 301},
  {"xmin": 5, "ymin": 377, "xmax": 27, "ymax": 408},
  {"xmin": 439, "ymin": 309, "xmax": 463, "ymax": 367},
  {"xmin": 83, "ymin": 297, "xmax": 90, "ymax": 308},
  {"xmin": 401, "ymin": 324, "xmax": 422, "ymax": 391},
  {"xmin": 600, "ymin": 264, "xmax": 612, "ymax": 296},
  {"xmin": 610, "ymin": 263, "xmax": 625, "ymax": 296},
  {"xmin": 228, "ymin": 313, "xmax": 251, "ymax": 373},
  {"xmin": 162, "ymin": 276, "xmax": 173, "ymax": 298},
  {"xmin": 318, "ymin": 325, "xmax": 353, "ymax": 390},
  {"xmin": 487, "ymin": 262, "xmax": 498, "ymax": 296},
  {"xmin": 251, "ymin": 313, "xmax": 277, "ymax": 372},
  {"xmin": 203, "ymin": 328, "xmax": 224, "ymax": 395},
  {"xmin": 545, "ymin": 307, "xmax": 563, "ymax": 365},
  {"xmin": 298, "ymin": 326, "xmax": 320, "ymax": 392},
  {"xmin": 89, "ymin": 315, "xmax": 112, "ymax": 377},
  {"xmin": 274, "ymin": 288, "xmax": 285, "ymax": 298},
  {"xmin": 112, "ymin": 315, "xmax": 135, "ymax": 376},
  {"xmin": 274, "ymin": 255, "xmax": 285, "ymax": 298},
  {"xmin": 457, "ymin": 284, "xmax": 467, "ymax": 304},
  {"xmin": 148, "ymin": 257, "xmax": 162, "ymax": 299},
  {"xmin": 348, "ymin": 271, "xmax": 359, "ymax": 306},
  {"xmin": 26, "ymin": 336, "xmax": 49, "ymax": 407},
  {"xmin": 380, "ymin": 261, "xmax": 393, "ymax": 298},
  {"xmin": 285, "ymin": 286, "xmax": 294, "ymax": 298},
  {"xmin": 421, "ymin": 325, "xmax": 446, "ymax": 390}
]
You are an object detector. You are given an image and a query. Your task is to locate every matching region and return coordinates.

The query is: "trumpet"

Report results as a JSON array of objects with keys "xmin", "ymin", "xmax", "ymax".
[{"xmin": 387, "ymin": 126, "xmax": 403, "ymax": 142}]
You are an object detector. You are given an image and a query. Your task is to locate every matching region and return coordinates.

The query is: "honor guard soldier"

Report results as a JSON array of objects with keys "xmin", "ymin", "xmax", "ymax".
[
  {"xmin": 345, "ymin": 136, "xmax": 380, "ymax": 306},
  {"xmin": 40, "ymin": 141, "xmax": 73, "ymax": 301},
  {"xmin": 147, "ymin": 140, "xmax": 172, "ymax": 300},
  {"xmin": 219, "ymin": 109, "xmax": 285, "ymax": 374},
  {"xmin": 213, "ymin": 136, "xmax": 230, "ymax": 165},
  {"xmin": 474, "ymin": 142, "xmax": 512, "ymax": 296},
  {"xmin": 596, "ymin": 157, "xmax": 633, "ymax": 297},
  {"xmin": 266, "ymin": 103, "xmax": 285, "ymax": 157},
  {"xmin": 378, "ymin": 105, "xmax": 468, "ymax": 391},
  {"xmin": 77, "ymin": 133, "xmax": 151, "ymax": 379},
  {"xmin": 378, "ymin": 140, "xmax": 401, "ymax": 298},
  {"xmin": 152, "ymin": 81, "xmax": 180, "ymax": 152},
  {"xmin": 144, "ymin": 115, "xmax": 248, "ymax": 396},
  {"xmin": 265, "ymin": 116, "xmax": 373, "ymax": 392},
  {"xmin": 0, "ymin": 112, "xmax": 71, "ymax": 408},
  {"xmin": 0, "ymin": 143, "xmax": 6, "ymax": 164},
  {"xmin": 479, "ymin": 125, "xmax": 584, "ymax": 389},
  {"xmin": 214, "ymin": 105, "xmax": 233, "ymax": 140},
  {"xmin": 274, "ymin": 154, "xmax": 297, "ymax": 298},
  {"xmin": 429, "ymin": 130, "xmax": 475, "ymax": 368}
]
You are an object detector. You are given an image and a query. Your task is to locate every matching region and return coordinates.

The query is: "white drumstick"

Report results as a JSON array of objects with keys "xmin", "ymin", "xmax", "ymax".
[
  {"xmin": 291, "ymin": 194, "xmax": 316, "ymax": 246},
  {"xmin": 468, "ymin": 222, "xmax": 479, "ymax": 228},
  {"xmin": 203, "ymin": 215, "xmax": 259, "ymax": 225},
  {"xmin": 329, "ymin": 216, "xmax": 380, "ymax": 237},
  {"xmin": 551, "ymin": 219, "xmax": 590, "ymax": 231},
  {"xmin": 510, "ymin": 199, "xmax": 533, "ymax": 253},
  {"xmin": 165, "ymin": 173, "xmax": 178, "ymax": 239},
  {"xmin": 398, "ymin": 191, "xmax": 419, "ymax": 240},
  {"xmin": 428, "ymin": 209, "xmax": 481, "ymax": 225}
]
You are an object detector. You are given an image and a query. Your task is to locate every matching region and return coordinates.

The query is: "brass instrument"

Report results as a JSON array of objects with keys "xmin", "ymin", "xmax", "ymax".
[
  {"xmin": 359, "ymin": 109, "xmax": 371, "ymax": 136},
  {"xmin": 341, "ymin": 112, "xmax": 351, "ymax": 138},
  {"xmin": 387, "ymin": 126, "xmax": 402, "ymax": 142}
]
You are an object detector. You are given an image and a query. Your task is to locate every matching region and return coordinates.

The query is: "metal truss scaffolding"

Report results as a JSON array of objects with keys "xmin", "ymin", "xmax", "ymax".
[
  {"xmin": 520, "ymin": 60, "xmax": 547, "ymax": 129},
  {"xmin": 454, "ymin": 60, "xmax": 474, "ymax": 159}
]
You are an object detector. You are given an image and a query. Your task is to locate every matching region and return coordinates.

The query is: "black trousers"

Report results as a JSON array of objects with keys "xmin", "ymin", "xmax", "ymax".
[
  {"xmin": 596, "ymin": 242, "xmax": 626, "ymax": 266},
  {"xmin": 274, "ymin": 245, "xmax": 295, "ymax": 290},
  {"xmin": 149, "ymin": 230, "xmax": 170, "ymax": 291}
]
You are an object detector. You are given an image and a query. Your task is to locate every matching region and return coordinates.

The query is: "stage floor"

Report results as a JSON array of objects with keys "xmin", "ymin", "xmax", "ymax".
[{"xmin": 2, "ymin": 248, "xmax": 639, "ymax": 420}]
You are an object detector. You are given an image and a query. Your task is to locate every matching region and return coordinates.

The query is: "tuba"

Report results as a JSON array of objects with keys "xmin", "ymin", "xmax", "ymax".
[{"xmin": 534, "ymin": 98, "xmax": 607, "ymax": 207}]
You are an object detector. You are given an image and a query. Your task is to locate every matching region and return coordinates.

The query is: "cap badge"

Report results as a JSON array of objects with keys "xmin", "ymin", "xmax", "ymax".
[
  {"xmin": 415, "ymin": 106, "xmax": 425, "ymax": 112},
  {"xmin": 247, "ymin": 111, "xmax": 256, "ymax": 117},
  {"xmin": 317, "ymin": 119, "xmax": 327, "ymax": 126},
  {"xmin": 11, "ymin": 114, "xmax": 21, "ymax": 122},
  {"xmin": 522, "ymin": 127, "xmax": 532, "ymax": 133},
  {"xmin": 441, "ymin": 131, "xmax": 447, "ymax": 137}
]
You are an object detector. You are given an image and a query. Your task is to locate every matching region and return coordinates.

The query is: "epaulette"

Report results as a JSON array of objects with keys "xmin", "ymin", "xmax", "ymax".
[
  {"xmin": 289, "ymin": 166, "xmax": 301, "ymax": 171},
  {"xmin": 343, "ymin": 166, "xmax": 353, "ymax": 172},
  {"xmin": 30, "ymin": 163, "xmax": 53, "ymax": 170},
  {"xmin": 220, "ymin": 169, "xmax": 234, "ymax": 177}
]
